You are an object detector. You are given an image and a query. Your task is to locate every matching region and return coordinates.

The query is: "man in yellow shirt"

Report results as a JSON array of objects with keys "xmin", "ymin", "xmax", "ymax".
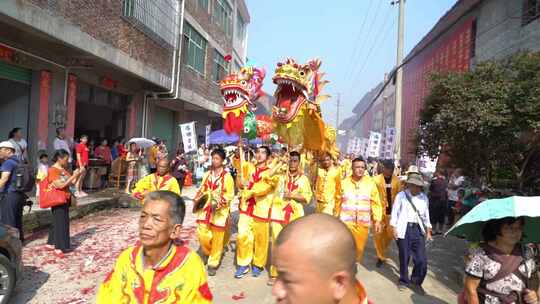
[
  {"xmin": 193, "ymin": 148, "xmax": 234, "ymax": 276},
  {"xmin": 148, "ymin": 139, "xmax": 159, "ymax": 174},
  {"xmin": 315, "ymin": 152, "xmax": 342, "ymax": 216},
  {"xmin": 132, "ymin": 159, "xmax": 181, "ymax": 202},
  {"xmin": 337, "ymin": 157, "xmax": 383, "ymax": 262},
  {"xmin": 373, "ymin": 160, "xmax": 402, "ymax": 267},
  {"xmin": 267, "ymin": 151, "xmax": 313, "ymax": 285},
  {"xmin": 235, "ymin": 146, "xmax": 275, "ymax": 279},
  {"xmin": 97, "ymin": 191, "xmax": 213, "ymax": 303}
]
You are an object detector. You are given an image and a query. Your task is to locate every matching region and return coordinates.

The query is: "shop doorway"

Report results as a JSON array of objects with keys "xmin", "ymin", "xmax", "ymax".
[
  {"xmin": 74, "ymin": 82, "xmax": 129, "ymax": 146},
  {"xmin": 0, "ymin": 61, "xmax": 31, "ymax": 142}
]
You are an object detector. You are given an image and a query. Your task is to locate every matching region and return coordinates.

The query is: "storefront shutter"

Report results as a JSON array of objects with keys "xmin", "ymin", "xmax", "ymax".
[{"xmin": 0, "ymin": 61, "xmax": 31, "ymax": 84}]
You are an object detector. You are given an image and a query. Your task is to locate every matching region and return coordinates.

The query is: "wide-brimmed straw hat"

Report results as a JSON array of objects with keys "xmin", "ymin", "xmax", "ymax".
[{"xmin": 405, "ymin": 173, "xmax": 426, "ymax": 187}]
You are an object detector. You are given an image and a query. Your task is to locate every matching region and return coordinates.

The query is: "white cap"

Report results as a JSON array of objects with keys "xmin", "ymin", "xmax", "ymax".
[{"xmin": 0, "ymin": 141, "xmax": 15, "ymax": 150}]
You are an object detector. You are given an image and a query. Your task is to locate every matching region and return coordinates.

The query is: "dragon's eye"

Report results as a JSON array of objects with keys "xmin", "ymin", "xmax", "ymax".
[
  {"xmin": 299, "ymin": 71, "xmax": 305, "ymax": 76},
  {"xmin": 241, "ymin": 80, "xmax": 247, "ymax": 85}
]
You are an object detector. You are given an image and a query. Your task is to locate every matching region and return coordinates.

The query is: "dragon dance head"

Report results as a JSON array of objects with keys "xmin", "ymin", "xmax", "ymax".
[
  {"xmin": 220, "ymin": 67, "xmax": 265, "ymax": 112},
  {"xmin": 272, "ymin": 58, "xmax": 328, "ymax": 124},
  {"xmin": 219, "ymin": 66, "xmax": 265, "ymax": 135}
]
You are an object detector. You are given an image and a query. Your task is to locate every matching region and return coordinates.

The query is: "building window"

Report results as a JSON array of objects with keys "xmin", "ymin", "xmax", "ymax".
[
  {"xmin": 122, "ymin": 0, "xmax": 179, "ymax": 49},
  {"xmin": 523, "ymin": 0, "xmax": 540, "ymax": 25},
  {"xmin": 236, "ymin": 12, "xmax": 246, "ymax": 42},
  {"xmin": 213, "ymin": 0, "xmax": 233, "ymax": 37},
  {"xmin": 213, "ymin": 50, "xmax": 229, "ymax": 82},
  {"xmin": 198, "ymin": 0, "xmax": 209, "ymax": 11},
  {"xmin": 183, "ymin": 22, "xmax": 207, "ymax": 75}
]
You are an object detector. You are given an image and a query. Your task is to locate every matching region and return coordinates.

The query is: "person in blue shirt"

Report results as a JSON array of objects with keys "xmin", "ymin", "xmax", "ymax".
[{"xmin": 0, "ymin": 141, "xmax": 25, "ymax": 241}]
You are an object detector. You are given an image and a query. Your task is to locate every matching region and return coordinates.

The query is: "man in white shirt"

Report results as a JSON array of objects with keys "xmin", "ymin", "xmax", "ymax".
[
  {"xmin": 390, "ymin": 173, "xmax": 432, "ymax": 294},
  {"xmin": 446, "ymin": 168, "xmax": 464, "ymax": 226},
  {"xmin": 8, "ymin": 127, "xmax": 28, "ymax": 162},
  {"xmin": 53, "ymin": 127, "xmax": 72, "ymax": 163}
]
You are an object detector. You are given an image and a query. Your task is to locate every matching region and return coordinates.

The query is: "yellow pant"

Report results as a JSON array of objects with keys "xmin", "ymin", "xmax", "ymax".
[
  {"xmin": 373, "ymin": 216, "xmax": 393, "ymax": 261},
  {"xmin": 236, "ymin": 213, "xmax": 270, "ymax": 268},
  {"xmin": 269, "ymin": 222, "xmax": 285, "ymax": 278},
  {"xmin": 316, "ymin": 200, "xmax": 335, "ymax": 216},
  {"xmin": 197, "ymin": 224, "xmax": 227, "ymax": 268},
  {"xmin": 346, "ymin": 223, "xmax": 370, "ymax": 262}
]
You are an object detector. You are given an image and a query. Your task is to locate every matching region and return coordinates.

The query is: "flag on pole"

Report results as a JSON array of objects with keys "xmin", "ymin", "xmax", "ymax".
[{"xmin": 179, "ymin": 122, "xmax": 197, "ymax": 153}]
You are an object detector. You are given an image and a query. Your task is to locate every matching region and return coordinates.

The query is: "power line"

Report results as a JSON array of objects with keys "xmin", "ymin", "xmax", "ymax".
[{"xmin": 343, "ymin": 0, "xmax": 375, "ymax": 82}]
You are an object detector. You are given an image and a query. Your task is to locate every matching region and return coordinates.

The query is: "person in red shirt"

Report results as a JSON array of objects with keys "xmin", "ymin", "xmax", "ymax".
[
  {"xmin": 95, "ymin": 139, "xmax": 113, "ymax": 189},
  {"xmin": 74, "ymin": 135, "xmax": 89, "ymax": 198}
]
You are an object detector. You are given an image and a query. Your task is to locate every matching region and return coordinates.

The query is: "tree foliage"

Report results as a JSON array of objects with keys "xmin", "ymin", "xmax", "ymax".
[{"xmin": 417, "ymin": 52, "xmax": 540, "ymax": 194}]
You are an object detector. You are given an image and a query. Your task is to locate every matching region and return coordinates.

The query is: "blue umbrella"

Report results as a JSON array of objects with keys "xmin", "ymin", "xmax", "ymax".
[{"xmin": 208, "ymin": 129, "xmax": 264, "ymax": 145}]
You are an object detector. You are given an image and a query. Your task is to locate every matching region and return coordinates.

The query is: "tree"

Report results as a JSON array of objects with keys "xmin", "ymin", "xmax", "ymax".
[{"xmin": 416, "ymin": 52, "xmax": 540, "ymax": 194}]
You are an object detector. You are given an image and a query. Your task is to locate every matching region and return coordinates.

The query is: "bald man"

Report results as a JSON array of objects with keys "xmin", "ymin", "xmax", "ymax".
[
  {"xmin": 272, "ymin": 214, "xmax": 369, "ymax": 304},
  {"xmin": 132, "ymin": 159, "xmax": 181, "ymax": 201}
]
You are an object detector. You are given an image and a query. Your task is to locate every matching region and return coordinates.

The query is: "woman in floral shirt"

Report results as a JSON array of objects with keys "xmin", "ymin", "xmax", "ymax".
[{"xmin": 464, "ymin": 217, "xmax": 538, "ymax": 304}]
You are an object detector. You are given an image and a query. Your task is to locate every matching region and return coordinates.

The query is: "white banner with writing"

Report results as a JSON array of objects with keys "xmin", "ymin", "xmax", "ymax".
[{"xmin": 179, "ymin": 122, "xmax": 197, "ymax": 153}]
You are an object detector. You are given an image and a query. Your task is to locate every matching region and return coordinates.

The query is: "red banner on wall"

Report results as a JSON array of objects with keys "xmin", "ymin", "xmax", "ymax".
[
  {"xmin": 0, "ymin": 45, "xmax": 14, "ymax": 61},
  {"xmin": 38, "ymin": 70, "xmax": 51, "ymax": 150},
  {"xmin": 66, "ymin": 74, "xmax": 77, "ymax": 139}
]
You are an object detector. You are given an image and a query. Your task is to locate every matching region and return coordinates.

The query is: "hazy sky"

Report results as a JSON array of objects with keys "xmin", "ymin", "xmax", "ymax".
[{"xmin": 245, "ymin": 0, "xmax": 457, "ymax": 127}]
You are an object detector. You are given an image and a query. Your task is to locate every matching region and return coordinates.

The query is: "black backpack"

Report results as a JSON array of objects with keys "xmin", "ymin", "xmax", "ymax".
[{"xmin": 15, "ymin": 163, "xmax": 36, "ymax": 193}]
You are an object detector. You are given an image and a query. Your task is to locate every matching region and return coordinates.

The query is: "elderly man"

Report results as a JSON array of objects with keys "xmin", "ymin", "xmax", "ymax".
[
  {"xmin": 337, "ymin": 157, "xmax": 383, "ymax": 262},
  {"xmin": 132, "ymin": 159, "xmax": 181, "ymax": 202},
  {"xmin": 97, "ymin": 191, "xmax": 213, "ymax": 303},
  {"xmin": 272, "ymin": 213, "xmax": 369, "ymax": 304},
  {"xmin": 390, "ymin": 173, "xmax": 432, "ymax": 294},
  {"xmin": 373, "ymin": 160, "xmax": 402, "ymax": 267}
]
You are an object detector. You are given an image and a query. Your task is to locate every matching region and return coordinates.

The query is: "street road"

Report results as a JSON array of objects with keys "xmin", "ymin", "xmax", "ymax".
[{"xmin": 13, "ymin": 187, "xmax": 462, "ymax": 303}]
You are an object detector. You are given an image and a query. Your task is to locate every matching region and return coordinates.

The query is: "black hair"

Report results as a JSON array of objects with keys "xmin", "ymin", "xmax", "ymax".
[
  {"xmin": 52, "ymin": 149, "xmax": 70, "ymax": 163},
  {"xmin": 80, "ymin": 134, "xmax": 88, "ymax": 140},
  {"xmin": 211, "ymin": 148, "xmax": 226, "ymax": 160},
  {"xmin": 289, "ymin": 151, "xmax": 301, "ymax": 159},
  {"xmin": 56, "ymin": 127, "xmax": 64, "ymax": 136},
  {"xmin": 352, "ymin": 157, "xmax": 365, "ymax": 164},
  {"xmin": 482, "ymin": 217, "xmax": 524, "ymax": 242},
  {"xmin": 258, "ymin": 146, "xmax": 271, "ymax": 157},
  {"xmin": 8, "ymin": 128, "xmax": 21, "ymax": 139},
  {"xmin": 144, "ymin": 190, "xmax": 186, "ymax": 225},
  {"xmin": 39, "ymin": 153, "xmax": 48, "ymax": 160},
  {"xmin": 382, "ymin": 159, "xmax": 395, "ymax": 171}
]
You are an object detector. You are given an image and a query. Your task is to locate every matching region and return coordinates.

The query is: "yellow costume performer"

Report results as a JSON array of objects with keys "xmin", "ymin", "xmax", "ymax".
[
  {"xmin": 315, "ymin": 166, "xmax": 342, "ymax": 216},
  {"xmin": 268, "ymin": 171, "xmax": 312, "ymax": 278},
  {"xmin": 97, "ymin": 244, "xmax": 213, "ymax": 304},
  {"xmin": 338, "ymin": 175, "xmax": 383, "ymax": 262},
  {"xmin": 373, "ymin": 173, "xmax": 401, "ymax": 262},
  {"xmin": 132, "ymin": 173, "xmax": 181, "ymax": 201},
  {"xmin": 236, "ymin": 162, "xmax": 275, "ymax": 273},
  {"xmin": 195, "ymin": 169, "xmax": 234, "ymax": 270}
]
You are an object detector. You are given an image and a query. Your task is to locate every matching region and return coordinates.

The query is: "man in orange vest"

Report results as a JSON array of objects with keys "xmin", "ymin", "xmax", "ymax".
[
  {"xmin": 337, "ymin": 157, "xmax": 383, "ymax": 262},
  {"xmin": 272, "ymin": 213, "xmax": 369, "ymax": 304}
]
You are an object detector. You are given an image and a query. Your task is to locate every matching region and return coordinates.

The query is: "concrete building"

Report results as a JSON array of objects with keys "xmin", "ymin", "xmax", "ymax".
[
  {"xmin": 149, "ymin": 0, "xmax": 250, "ymax": 151},
  {"xmin": 0, "ymin": 0, "xmax": 250, "ymax": 159},
  {"xmin": 0, "ymin": 0, "xmax": 180, "ymax": 161}
]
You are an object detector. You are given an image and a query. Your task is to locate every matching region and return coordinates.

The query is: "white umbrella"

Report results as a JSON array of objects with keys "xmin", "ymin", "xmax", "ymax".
[{"xmin": 127, "ymin": 137, "xmax": 155, "ymax": 149}]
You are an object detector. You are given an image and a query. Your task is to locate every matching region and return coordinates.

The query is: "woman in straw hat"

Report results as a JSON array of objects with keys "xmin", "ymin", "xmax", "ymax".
[{"xmin": 390, "ymin": 172, "xmax": 433, "ymax": 295}]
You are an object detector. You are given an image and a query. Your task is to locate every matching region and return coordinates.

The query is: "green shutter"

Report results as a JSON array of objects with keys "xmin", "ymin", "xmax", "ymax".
[
  {"xmin": 152, "ymin": 106, "xmax": 175, "ymax": 152},
  {"xmin": 0, "ymin": 60, "xmax": 31, "ymax": 84}
]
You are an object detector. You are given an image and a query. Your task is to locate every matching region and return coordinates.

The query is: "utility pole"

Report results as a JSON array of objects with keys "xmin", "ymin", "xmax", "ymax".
[
  {"xmin": 336, "ymin": 93, "xmax": 341, "ymax": 129},
  {"xmin": 393, "ymin": 0, "xmax": 405, "ymax": 163}
]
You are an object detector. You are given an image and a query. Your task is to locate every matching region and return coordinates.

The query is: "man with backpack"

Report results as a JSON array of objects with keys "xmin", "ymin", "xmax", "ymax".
[{"xmin": 0, "ymin": 141, "xmax": 31, "ymax": 241}]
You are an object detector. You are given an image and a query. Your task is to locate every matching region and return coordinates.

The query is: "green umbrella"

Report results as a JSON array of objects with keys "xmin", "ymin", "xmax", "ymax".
[{"xmin": 445, "ymin": 196, "xmax": 540, "ymax": 242}]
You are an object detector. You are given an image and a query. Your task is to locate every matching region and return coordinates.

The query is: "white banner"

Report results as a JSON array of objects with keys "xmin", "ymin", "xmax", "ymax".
[
  {"xmin": 205, "ymin": 124, "xmax": 211, "ymax": 147},
  {"xmin": 179, "ymin": 122, "xmax": 197, "ymax": 153},
  {"xmin": 360, "ymin": 137, "xmax": 369, "ymax": 158},
  {"xmin": 380, "ymin": 127, "xmax": 396, "ymax": 159},
  {"xmin": 367, "ymin": 131, "xmax": 382, "ymax": 158}
]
